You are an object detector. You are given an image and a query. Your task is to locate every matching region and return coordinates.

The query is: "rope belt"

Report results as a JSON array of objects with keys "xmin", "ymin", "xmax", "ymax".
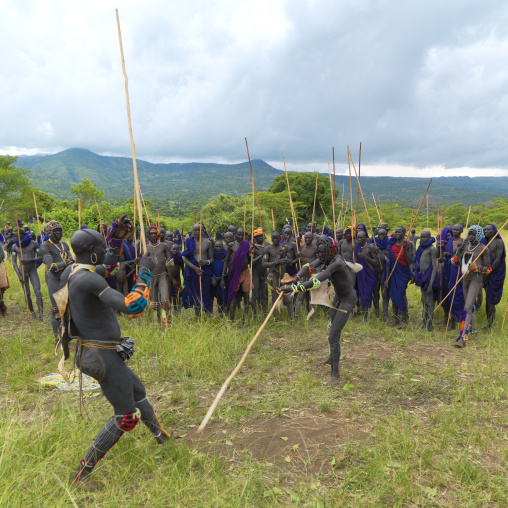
[{"xmin": 79, "ymin": 339, "xmax": 122, "ymax": 350}]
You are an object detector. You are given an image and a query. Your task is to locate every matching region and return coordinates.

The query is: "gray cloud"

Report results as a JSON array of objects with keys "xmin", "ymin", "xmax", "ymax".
[{"xmin": 1, "ymin": 0, "xmax": 508, "ymax": 173}]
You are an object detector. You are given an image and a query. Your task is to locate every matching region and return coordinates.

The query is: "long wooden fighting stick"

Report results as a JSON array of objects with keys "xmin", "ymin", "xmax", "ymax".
[
  {"xmin": 501, "ymin": 296, "xmax": 508, "ymax": 333},
  {"xmin": 332, "ymin": 148, "xmax": 337, "ymax": 231},
  {"xmin": 355, "ymin": 143, "xmax": 361, "ymax": 232},
  {"xmin": 327, "ymin": 163, "xmax": 336, "ymax": 232},
  {"xmin": 377, "ymin": 196, "xmax": 383, "ymax": 222},
  {"xmin": 78, "ymin": 199, "xmax": 82, "ymax": 229},
  {"xmin": 32, "ymin": 192, "xmax": 43, "ymax": 245},
  {"xmin": 383, "ymin": 179, "xmax": 432, "ymax": 292},
  {"xmin": 243, "ymin": 196, "xmax": 247, "ymax": 232},
  {"xmin": 446, "ymin": 206, "xmax": 471, "ymax": 332},
  {"xmin": 245, "ymin": 138, "xmax": 264, "ymax": 231},
  {"xmin": 116, "ymin": 9, "xmax": 146, "ymax": 253},
  {"xmin": 347, "ymin": 148, "xmax": 354, "ymax": 232},
  {"xmin": 435, "ymin": 217, "xmax": 508, "ymax": 313},
  {"xmin": 250, "ymin": 179, "xmax": 255, "ymax": 301},
  {"xmin": 197, "ymin": 292, "xmax": 284, "ymax": 434},
  {"xmin": 348, "ymin": 148, "xmax": 382, "ymax": 267},
  {"xmin": 319, "ymin": 202, "xmax": 329, "ymax": 228},
  {"xmin": 199, "ymin": 210, "xmax": 203, "ymax": 322},
  {"xmin": 271, "ymin": 209, "xmax": 275, "ymax": 230},
  {"xmin": 341, "ymin": 183, "xmax": 345, "ymax": 228},
  {"xmin": 372, "ymin": 193, "xmax": 381, "ymax": 224},
  {"xmin": 311, "ymin": 172, "xmax": 319, "ymax": 233},
  {"xmin": 14, "ymin": 208, "xmax": 31, "ymax": 317},
  {"xmin": 283, "ymin": 158, "xmax": 302, "ymax": 269},
  {"xmin": 93, "ymin": 196, "xmax": 104, "ymax": 237}
]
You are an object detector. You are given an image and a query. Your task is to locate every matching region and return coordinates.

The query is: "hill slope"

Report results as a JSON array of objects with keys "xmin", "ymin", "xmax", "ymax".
[{"xmin": 15, "ymin": 149, "xmax": 508, "ymax": 213}]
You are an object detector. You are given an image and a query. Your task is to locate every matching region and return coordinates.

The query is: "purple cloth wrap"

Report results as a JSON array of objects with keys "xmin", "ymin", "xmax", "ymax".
[
  {"xmin": 106, "ymin": 222, "xmax": 123, "ymax": 248},
  {"xmin": 355, "ymin": 243, "xmax": 377, "ymax": 308},
  {"xmin": 228, "ymin": 241, "xmax": 250, "ymax": 302}
]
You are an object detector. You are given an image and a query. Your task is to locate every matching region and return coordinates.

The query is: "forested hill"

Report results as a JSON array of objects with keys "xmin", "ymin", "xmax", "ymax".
[
  {"xmin": 15, "ymin": 148, "xmax": 508, "ymax": 214},
  {"xmin": 15, "ymin": 148, "xmax": 281, "ymax": 216}
]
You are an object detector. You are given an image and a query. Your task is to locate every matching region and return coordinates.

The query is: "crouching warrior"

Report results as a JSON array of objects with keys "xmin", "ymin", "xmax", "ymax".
[
  {"xmin": 40, "ymin": 221, "xmax": 73, "ymax": 338},
  {"xmin": 56, "ymin": 216, "xmax": 171, "ymax": 488},
  {"xmin": 279, "ymin": 236, "xmax": 356, "ymax": 386}
]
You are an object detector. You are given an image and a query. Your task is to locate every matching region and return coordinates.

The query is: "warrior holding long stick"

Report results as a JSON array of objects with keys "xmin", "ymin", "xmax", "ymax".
[
  {"xmin": 62, "ymin": 216, "xmax": 170, "ymax": 488},
  {"xmin": 279, "ymin": 236, "xmax": 356, "ymax": 386}
]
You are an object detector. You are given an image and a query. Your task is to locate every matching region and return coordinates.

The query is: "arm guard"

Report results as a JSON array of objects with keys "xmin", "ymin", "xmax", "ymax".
[{"xmin": 124, "ymin": 270, "xmax": 152, "ymax": 318}]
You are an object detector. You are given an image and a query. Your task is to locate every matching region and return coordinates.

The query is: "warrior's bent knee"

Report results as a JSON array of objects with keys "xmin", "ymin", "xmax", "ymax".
[{"xmin": 116, "ymin": 408, "xmax": 141, "ymax": 431}]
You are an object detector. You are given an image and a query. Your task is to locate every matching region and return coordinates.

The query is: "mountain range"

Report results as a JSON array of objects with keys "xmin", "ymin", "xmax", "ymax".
[{"xmin": 14, "ymin": 148, "xmax": 508, "ymax": 214}]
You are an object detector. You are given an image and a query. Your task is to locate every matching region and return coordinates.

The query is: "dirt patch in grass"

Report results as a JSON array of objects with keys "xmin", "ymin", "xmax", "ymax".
[{"xmin": 186, "ymin": 409, "xmax": 369, "ymax": 476}]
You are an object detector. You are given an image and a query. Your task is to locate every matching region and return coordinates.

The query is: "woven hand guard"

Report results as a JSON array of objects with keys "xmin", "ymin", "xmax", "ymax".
[{"xmin": 124, "ymin": 270, "xmax": 152, "ymax": 318}]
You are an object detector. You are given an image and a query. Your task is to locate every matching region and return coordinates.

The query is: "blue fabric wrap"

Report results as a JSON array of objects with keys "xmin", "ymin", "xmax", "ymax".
[
  {"xmin": 358, "ymin": 223, "xmax": 369, "ymax": 237},
  {"xmin": 446, "ymin": 236, "xmax": 464, "ymax": 321},
  {"xmin": 15, "ymin": 232, "xmax": 32, "ymax": 249},
  {"xmin": 386, "ymin": 238, "xmax": 412, "ymax": 313},
  {"xmin": 286, "ymin": 264, "xmax": 298, "ymax": 276},
  {"xmin": 123, "ymin": 240, "xmax": 136, "ymax": 261},
  {"xmin": 486, "ymin": 224, "xmax": 506, "ymax": 305},
  {"xmin": 126, "ymin": 271, "xmax": 152, "ymax": 315},
  {"xmin": 212, "ymin": 250, "xmax": 228, "ymax": 302},
  {"xmin": 355, "ymin": 243, "xmax": 377, "ymax": 308},
  {"xmin": 413, "ymin": 237, "xmax": 435, "ymax": 273},
  {"xmin": 182, "ymin": 236, "xmax": 212, "ymax": 312},
  {"xmin": 372, "ymin": 237, "xmax": 389, "ymax": 250}
]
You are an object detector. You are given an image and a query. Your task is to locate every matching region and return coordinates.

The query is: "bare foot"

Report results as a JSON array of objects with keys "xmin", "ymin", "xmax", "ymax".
[{"xmin": 325, "ymin": 375, "xmax": 340, "ymax": 386}]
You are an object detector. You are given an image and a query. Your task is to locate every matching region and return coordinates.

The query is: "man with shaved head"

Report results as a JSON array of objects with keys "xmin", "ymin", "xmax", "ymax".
[
  {"xmin": 385, "ymin": 226, "xmax": 415, "ymax": 327},
  {"xmin": 182, "ymin": 223, "xmax": 213, "ymax": 316},
  {"xmin": 443, "ymin": 224, "xmax": 465, "ymax": 329},
  {"xmin": 413, "ymin": 230, "xmax": 438, "ymax": 331}
]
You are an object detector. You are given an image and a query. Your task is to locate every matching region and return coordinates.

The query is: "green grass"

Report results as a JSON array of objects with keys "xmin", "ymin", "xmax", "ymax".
[{"xmin": 0, "ymin": 239, "xmax": 507, "ymax": 507}]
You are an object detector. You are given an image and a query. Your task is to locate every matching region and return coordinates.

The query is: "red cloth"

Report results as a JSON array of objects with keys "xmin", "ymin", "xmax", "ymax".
[{"xmin": 391, "ymin": 242, "xmax": 408, "ymax": 266}]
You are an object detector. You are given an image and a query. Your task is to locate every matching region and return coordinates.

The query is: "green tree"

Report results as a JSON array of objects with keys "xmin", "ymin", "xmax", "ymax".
[
  {"xmin": 0, "ymin": 155, "xmax": 34, "ymax": 222},
  {"xmin": 267, "ymin": 172, "xmax": 337, "ymax": 224},
  {"xmin": 71, "ymin": 178, "xmax": 105, "ymax": 206}
]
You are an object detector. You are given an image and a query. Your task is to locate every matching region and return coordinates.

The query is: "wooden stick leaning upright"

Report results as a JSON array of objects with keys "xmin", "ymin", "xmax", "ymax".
[
  {"xmin": 501, "ymin": 296, "xmax": 508, "ymax": 333},
  {"xmin": 243, "ymin": 196, "xmax": 247, "ymax": 233},
  {"xmin": 327, "ymin": 163, "xmax": 336, "ymax": 232},
  {"xmin": 348, "ymin": 148, "xmax": 382, "ymax": 267},
  {"xmin": 445, "ymin": 206, "xmax": 471, "ymax": 332},
  {"xmin": 283, "ymin": 158, "xmax": 302, "ymax": 269},
  {"xmin": 116, "ymin": 9, "xmax": 146, "ymax": 253},
  {"xmin": 355, "ymin": 143, "xmax": 362, "ymax": 233},
  {"xmin": 32, "ymin": 192, "xmax": 43, "ymax": 246},
  {"xmin": 197, "ymin": 293, "xmax": 283, "ymax": 434},
  {"xmin": 271, "ymin": 209, "xmax": 275, "ymax": 230},
  {"xmin": 311, "ymin": 172, "xmax": 319, "ymax": 233},
  {"xmin": 93, "ymin": 197, "xmax": 104, "ymax": 237},
  {"xmin": 245, "ymin": 138, "xmax": 263, "ymax": 230},
  {"xmin": 372, "ymin": 193, "xmax": 381, "ymax": 224},
  {"xmin": 14, "ymin": 207, "xmax": 31, "ymax": 317},
  {"xmin": 199, "ymin": 209, "xmax": 203, "ymax": 322},
  {"xmin": 434, "ymin": 217, "xmax": 508, "ymax": 312}
]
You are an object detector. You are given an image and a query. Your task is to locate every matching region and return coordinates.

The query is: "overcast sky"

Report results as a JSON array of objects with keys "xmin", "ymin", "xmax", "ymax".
[{"xmin": 1, "ymin": 0, "xmax": 508, "ymax": 177}]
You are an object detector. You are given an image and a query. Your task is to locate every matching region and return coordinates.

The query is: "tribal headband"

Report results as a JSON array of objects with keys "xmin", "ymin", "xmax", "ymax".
[
  {"xmin": 468, "ymin": 225, "xmax": 484, "ymax": 244},
  {"xmin": 253, "ymin": 228, "xmax": 264, "ymax": 236}
]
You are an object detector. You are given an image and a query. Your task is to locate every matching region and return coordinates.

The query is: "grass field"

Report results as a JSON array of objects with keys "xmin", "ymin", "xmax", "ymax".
[{"xmin": 0, "ymin": 237, "xmax": 507, "ymax": 507}]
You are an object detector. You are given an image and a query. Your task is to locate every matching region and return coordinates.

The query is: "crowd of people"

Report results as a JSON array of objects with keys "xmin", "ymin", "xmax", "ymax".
[{"xmin": 0, "ymin": 213, "xmax": 505, "ymax": 488}]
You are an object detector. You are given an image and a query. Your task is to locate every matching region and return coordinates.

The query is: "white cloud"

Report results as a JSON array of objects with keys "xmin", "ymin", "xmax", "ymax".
[{"xmin": 1, "ymin": 0, "xmax": 508, "ymax": 174}]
